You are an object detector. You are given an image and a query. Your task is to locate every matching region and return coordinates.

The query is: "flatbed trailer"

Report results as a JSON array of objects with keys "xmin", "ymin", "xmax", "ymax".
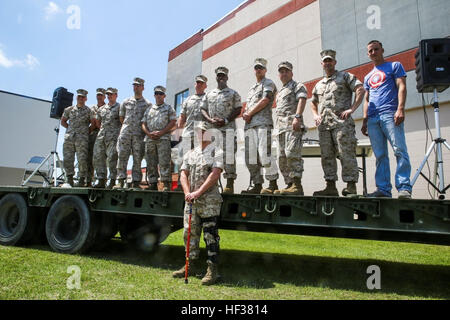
[{"xmin": 0, "ymin": 186, "xmax": 449, "ymax": 254}]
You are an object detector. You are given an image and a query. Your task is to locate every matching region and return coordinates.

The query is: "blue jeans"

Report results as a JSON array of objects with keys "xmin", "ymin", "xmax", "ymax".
[{"xmin": 368, "ymin": 113, "xmax": 412, "ymax": 196}]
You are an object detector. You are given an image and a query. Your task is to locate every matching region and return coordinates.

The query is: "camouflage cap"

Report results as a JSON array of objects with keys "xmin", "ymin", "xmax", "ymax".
[
  {"xmin": 195, "ymin": 75, "xmax": 208, "ymax": 83},
  {"xmin": 76, "ymin": 89, "xmax": 88, "ymax": 97},
  {"xmin": 254, "ymin": 58, "xmax": 268, "ymax": 69},
  {"xmin": 278, "ymin": 61, "xmax": 293, "ymax": 71},
  {"xmin": 154, "ymin": 86, "xmax": 166, "ymax": 94},
  {"xmin": 106, "ymin": 87, "xmax": 118, "ymax": 94},
  {"xmin": 320, "ymin": 49, "xmax": 337, "ymax": 61},
  {"xmin": 215, "ymin": 67, "xmax": 229, "ymax": 76},
  {"xmin": 96, "ymin": 88, "xmax": 106, "ymax": 95},
  {"xmin": 133, "ymin": 77, "xmax": 145, "ymax": 85}
]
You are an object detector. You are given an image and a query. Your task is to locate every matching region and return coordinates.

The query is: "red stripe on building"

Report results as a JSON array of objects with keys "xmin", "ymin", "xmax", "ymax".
[
  {"xmin": 202, "ymin": 0, "xmax": 316, "ymax": 61},
  {"xmin": 304, "ymin": 47, "xmax": 418, "ymax": 98},
  {"xmin": 168, "ymin": 30, "xmax": 204, "ymax": 62}
]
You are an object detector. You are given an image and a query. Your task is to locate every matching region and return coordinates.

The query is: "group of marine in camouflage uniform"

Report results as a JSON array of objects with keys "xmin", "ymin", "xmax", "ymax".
[{"xmin": 61, "ymin": 49, "xmax": 365, "ymax": 285}]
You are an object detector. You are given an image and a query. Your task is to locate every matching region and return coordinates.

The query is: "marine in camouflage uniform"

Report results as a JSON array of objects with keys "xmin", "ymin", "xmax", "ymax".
[
  {"xmin": 141, "ymin": 86, "xmax": 177, "ymax": 191},
  {"xmin": 242, "ymin": 58, "xmax": 279, "ymax": 194},
  {"xmin": 311, "ymin": 50, "xmax": 365, "ymax": 196},
  {"xmin": 274, "ymin": 61, "xmax": 308, "ymax": 195},
  {"xmin": 175, "ymin": 75, "xmax": 208, "ymax": 193},
  {"xmin": 115, "ymin": 78, "xmax": 151, "ymax": 189},
  {"xmin": 93, "ymin": 88, "xmax": 121, "ymax": 189},
  {"xmin": 61, "ymin": 89, "xmax": 94, "ymax": 187},
  {"xmin": 201, "ymin": 67, "xmax": 242, "ymax": 194},
  {"xmin": 87, "ymin": 88, "xmax": 107, "ymax": 186},
  {"xmin": 172, "ymin": 124, "xmax": 223, "ymax": 285}
]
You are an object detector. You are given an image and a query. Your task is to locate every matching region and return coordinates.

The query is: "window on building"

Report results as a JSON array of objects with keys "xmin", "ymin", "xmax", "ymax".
[{"xmin": 174, "ymin": 89, "xmax": 189, "ymax": 116}]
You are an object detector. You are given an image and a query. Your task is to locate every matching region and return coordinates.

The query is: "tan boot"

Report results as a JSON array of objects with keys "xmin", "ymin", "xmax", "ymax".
[
  {"xmin": 112, "ymin": 179, "xmax": 125, "ymax": 190},
  {"xmin": 201, "ymin": 261, "xmax": 219, "ymax": 286},
  {"xmin": 274, "ymin": 183, "xmax": 291, "ymax": 195},
  {"xmin": 93, "ymin": 179, "xmax": 106, "ymax": 189},
  {"xmin": 75, "ymin": 177, "xmax": 86, "ymax": 188},
  {"xmin": 241, "ymin": 184, "xmax": 262, "ymax": 195},
  {"xmin": 342, "ymin": 182, "xmax": 357, "ymax": 196},
  {"xmin": 223, "ymin": 179, "xmax": 234, "ymax": 194},
  {"xmin": 261, "ymin": 180, "xmax": 278, "ymax": 194},
  {"xmin": 162, "ymin": 181, "xmax": 171, "ymax": 192},
  {"xmin": 172, "ymin": 260, "xmax": 200, "ymax": 278},
  {"xmin": 66, "ymin": 175, "xmax": 74, "ymax": 187},
  {"xmin": 313, "ymin": 180, "xmax": 339, "ymax": 197},
  {"xmin": 281, "ymin": 178, "xmax": 304, "ymax": 195}
]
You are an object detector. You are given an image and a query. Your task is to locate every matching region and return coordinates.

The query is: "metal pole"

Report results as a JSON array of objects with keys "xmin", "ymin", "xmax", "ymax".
[{"xmin": 433, "ymin": 89, "xmax": 445, "ymax": 193}]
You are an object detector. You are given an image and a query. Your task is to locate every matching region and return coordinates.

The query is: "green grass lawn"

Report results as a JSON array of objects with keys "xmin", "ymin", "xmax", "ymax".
[{"xmin": 0, "ymin": 229, "xmax": 449, "ymax": 300}]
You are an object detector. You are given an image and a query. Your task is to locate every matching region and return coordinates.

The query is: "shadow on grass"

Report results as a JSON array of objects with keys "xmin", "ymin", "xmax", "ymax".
[{"xmin": 79, "ymin": 240, "xmax": 450, "ymax": 299}]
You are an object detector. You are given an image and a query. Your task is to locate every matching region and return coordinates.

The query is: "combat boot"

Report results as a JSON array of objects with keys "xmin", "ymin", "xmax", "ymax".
[
  {"xmin": 93, "ymin": 179, "xmax": 106, "ymax": 189},
  {"xmin": 86, "ymin": 178, "xmax": 92, "ymax": 188},
  {"xmin": 223, "ymin": 179, "xmax": 234, "ymax": 194},
  {"xmin": 281, "ymin": 178, "xmax": 304, "ymax": 195},
  {"xmin": 261, "ymin": 180, "xmax": 278, "ymax": 194},
  {"xmin": 313, "ymin": 180, "xmax": 339, "ymax": 197},
  {"xmin": 106, "ymin": 179, "xmax": 116, "ymax": 190},
  {"xmin": 201, "ymin": 261, "xmax": 219, "ymax": 286},
  {"xmin": 131, "ymin": 181, "xmax": 142, "ymax": 190},
  {"xmin": 274, "ymin": 183, "xmax": 292, "ymax": 195},
  {"xmin": 342, "ymin": 182, "xmax": 357, "ymax": 197},
  {"xmin": 66, "ymin": 175, "xmax": 74, "ymax": 187},
  {"xmin": 112, "ymin": 179, "xmax": 125, "ymax": 190},
  {"xmin": 162, "ymin": 181, "xmax": 171, "ymax": 192},
  {"xmin": 172, "ymin": 260, "xmax": 200, "ymax": 278},
  {"xmin": 241, "ymin": 184, "xmax": 262, "ymax": 195},
  {"xmin": 75, "ymin": 177, "xmax": 86, "ymax": 188},
  {"xmin": 148, "ymin": 183, "xmax": 158, "ymax": 191}
]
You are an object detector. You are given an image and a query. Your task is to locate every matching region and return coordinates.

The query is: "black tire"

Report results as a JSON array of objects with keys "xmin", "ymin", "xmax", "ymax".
[
  {"xmin": 46, "ymin": 195, "xmax": 98, "ymax": 254},
  {"xmin": 0, "ymin": 193, "xmax": 38, "ymax": 246}
]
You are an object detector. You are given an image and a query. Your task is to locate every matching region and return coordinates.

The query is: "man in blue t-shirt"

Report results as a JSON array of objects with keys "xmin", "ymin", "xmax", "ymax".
[{"xmin": 362, "ymin": 40, "xmax": 412, "ymax": 199}]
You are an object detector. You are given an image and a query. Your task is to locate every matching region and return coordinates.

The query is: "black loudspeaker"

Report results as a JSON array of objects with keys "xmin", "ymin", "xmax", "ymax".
[
  {"xmin": 415, "ymin": 38, "xmax": 450, "ymax": 93},
  {"xmin": 50, "ymin": 87, "xmax": 74, "ymax": 119}
]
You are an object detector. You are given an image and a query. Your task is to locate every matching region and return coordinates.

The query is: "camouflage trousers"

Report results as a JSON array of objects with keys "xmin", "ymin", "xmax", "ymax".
[
  {"xmin": 116, "ymin": 131, "xmax": 145, "ymax": 182},
  {"xmin": 63, "ymin": 134, "xmax": 89, "ymax": 178},
  {"xmin": 93, "ymin": 137, "xmax": 118, "ymax": 180},
  {"xmin": 245, "ymin": 125, "xmax": 279, "ymax": 185},
  {"xmin": 183, "ymin": 200, "xmax": 221, "ymax": 264},
  {"xmin": 212, "ymin": 129, "xmax": 237, "ymax": 180},
  {"xmin": 87, "ymin": 130, "xmax": 98, "ymax": 181},
  {"xmin": 318, "ymin": 125, "xmax": 359, "ymax": 182},
  {"xmin": 145, "ymin": 139, "xmax": 172, "ymax": 183},
  {"xmin": 278, "ymin": 130, "xmax": 304, "ymax": 184}
]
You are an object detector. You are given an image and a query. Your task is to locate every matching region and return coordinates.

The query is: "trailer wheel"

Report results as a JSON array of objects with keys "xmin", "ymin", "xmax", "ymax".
[
  {"xmin": 0, "ymin": 193, "xmax": 37, "ymax": 246},
  {"xmin": 46, "ymin": 195, "xmax": 98, "ymax": 254}
]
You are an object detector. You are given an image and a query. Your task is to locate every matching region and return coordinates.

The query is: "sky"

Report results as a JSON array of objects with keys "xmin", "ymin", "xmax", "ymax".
[{"xmin": 0, "ymin": 0, "xmax": 245, "ymax": 104}]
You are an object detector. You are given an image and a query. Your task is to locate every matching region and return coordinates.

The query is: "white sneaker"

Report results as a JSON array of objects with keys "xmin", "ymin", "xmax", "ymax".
[{"xmin": 398, "ymin": 190, "xmax": 412, "ymax": 199}]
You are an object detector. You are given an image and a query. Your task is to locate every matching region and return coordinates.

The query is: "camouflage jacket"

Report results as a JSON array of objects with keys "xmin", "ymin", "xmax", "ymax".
[
  {"xmin": 201, "ymin": 87, "xmax": 242, "ymax": 131},
  {"xmin": 119, "ymin": 96, "xmax": 151, "ymax": 136},
  {"xmin": 246, "ymin": 77, "xmax": 277, "ymax": 129},
  {"xmin": 275, "ymin": 80, "xmax": 308, "ymax": 134},
  {"xmin": 312, "ymin": 70, "xmax": 362, "ymax": 130},
  {"xmin": 96, "ymin": 102, "xmax": 121, "ymax": 141},
  {"xmin": 180, "ymin": 94, "xmax": 206, "ymax": 137},
  {"xmin": 141, "ymin": 103, "xmax": 177, "ymax": 141},
  {"xmin": 180, "ymin": 143, "xmax": 224, "ymax": 205},
  {"xmin": 90, "ymin": 104, "xmax": 106, "ymax": 135},
  {"xmin": 63, "ymin": 105, "xmax": 91, "ymax": 138}
]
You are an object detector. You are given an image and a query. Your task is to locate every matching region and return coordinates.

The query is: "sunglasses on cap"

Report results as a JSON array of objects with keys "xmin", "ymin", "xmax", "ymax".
[
  {"xmin": 254, "ymin": 65, "xmax": 265, "ymax": 70},
  {"xmin": 154, "ymin": 92, "xmax": 165, "ymax": 96}
]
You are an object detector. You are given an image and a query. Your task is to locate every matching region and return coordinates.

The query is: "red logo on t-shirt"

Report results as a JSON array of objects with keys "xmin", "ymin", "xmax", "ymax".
[{"xmin": 368, "ymin": 70, "xmax": 386, "ymax": 89}]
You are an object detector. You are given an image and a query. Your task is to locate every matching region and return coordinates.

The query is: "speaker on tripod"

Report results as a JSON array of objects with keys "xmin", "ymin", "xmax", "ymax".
[
  {"xmin": 415, "ymin": 38, "xmax": 450, "ymax": 93},
  {"xmin": 50, "ymin": 87, "xmax": 74, "ymax": 119},
  {"xmin": 412, "ymin": 38, "xmax": 450, "ymax": 199}
]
